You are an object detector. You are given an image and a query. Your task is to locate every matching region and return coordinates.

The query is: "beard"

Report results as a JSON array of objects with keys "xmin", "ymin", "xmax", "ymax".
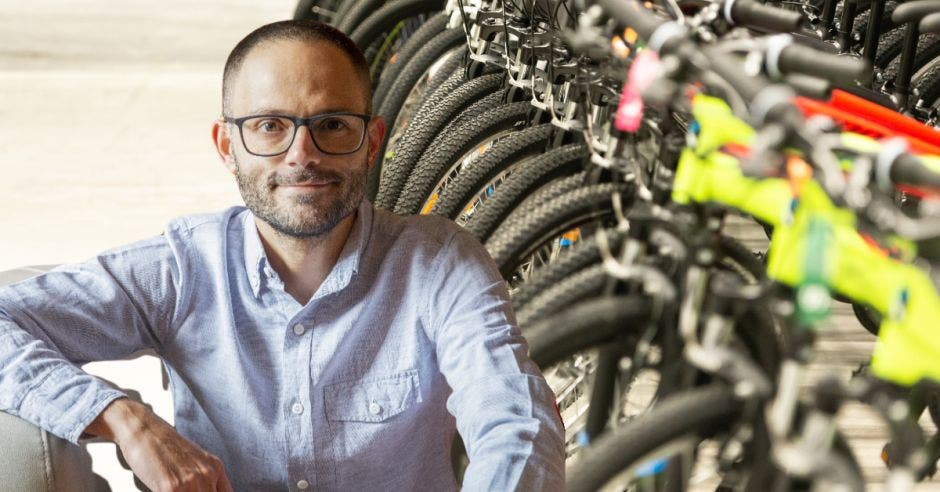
[{"xmin": 235, "ymin": 155, "xmax": 368, "ymax": 238}]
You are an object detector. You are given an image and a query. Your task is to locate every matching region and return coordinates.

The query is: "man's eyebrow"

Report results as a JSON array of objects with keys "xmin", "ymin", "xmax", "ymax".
[{"xmin": 243, "ymin": 107, "xmax": 367, "ymax": 116}]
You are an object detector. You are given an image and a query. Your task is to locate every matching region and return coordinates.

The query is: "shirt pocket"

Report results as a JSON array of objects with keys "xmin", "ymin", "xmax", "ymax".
[{"xmin": 324, "ymin": 369, "xmax": 422, "ymax": 423}]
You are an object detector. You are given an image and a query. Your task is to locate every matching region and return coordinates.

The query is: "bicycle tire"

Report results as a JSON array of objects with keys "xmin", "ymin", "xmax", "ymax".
[
  {"xmin": 488, "ymin": 171, "xmax": 591, "ymax": 240},
  {"xmin": 375, "ymin": 27, "xmax": 466, "ymax": 134},
  {"xmin": 375, "ymin": 70, "xmax": 504, "ymax": 209},
  {"xmin": 912, "ymin": 57, "xmax": 940, "ymax": 106},
  {"xmin": 463, "ymin": 143, "xmax": 588, "ymax": 242},
  {"xmin": 525, "ymin": 295, "xmax": 654, "ymax": 367},
  {"xmin": 429, "ymin": 124, "xmax": 555, "ymax": 220},
  {"xmin": 373, "ymin": 13, "xmax": 447, "ymax": 111},
  {"xmin": 486, "ymin": 181, "xmax": 635, "ymax": 279},
  {"xmin": 328, "ymin": 0, "xmax": 358, "ymax": 27},
  {"xmin": 293, "ymin": 0, "xmax": 342, "ymax": 22},
  {"xmin": 516, "ymin": 264, "xmax": 608, "ymax": 328},
  {"xmin": 883, "ymin": 33, "xmax": 940, "ymax": 86},
  {"xmin": 874, "ymin": 26, "xmax": 907, "ymax": 70},
  {"xmin": 566, "ymin": 384, "xmax": 744, "ymax": 492},
  {"xmin": 336, "ymin": 0, "xmax": 385, "ymax": 35},
  {"xmin": 394, "ymin": 101, "xmax": 535, "ymax": 215},
  {"xmin": 349, "ymin": 0, "xmax": 447, "ymax": 80},
  {"xmin": 510, "ymin": 226, "xmax": 628, "ymax": 311},
  {"xmin": 370, "ymin": 54, "xmax": 465, "ymax": 202}
]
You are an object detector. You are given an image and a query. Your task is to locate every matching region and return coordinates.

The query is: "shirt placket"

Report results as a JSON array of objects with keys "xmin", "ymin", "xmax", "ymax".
[{"xmin": 284, "ymin": 305, "xmax": 316, "ymax": 490}]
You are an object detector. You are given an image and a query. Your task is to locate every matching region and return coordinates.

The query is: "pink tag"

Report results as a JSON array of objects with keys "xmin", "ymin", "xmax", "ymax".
[{"xmin": 615, "ymin": 50, "xmax": 662, "ymax": 133}]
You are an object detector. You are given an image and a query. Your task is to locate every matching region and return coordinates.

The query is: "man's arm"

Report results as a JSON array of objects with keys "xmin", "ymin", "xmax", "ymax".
[
  {"xmin": 0, "ymin": 237, "xmax": 233, "ymax": 490},
  {"xmin": 0, "ymin": 244, "xmax": 173, "ymax": 442},
  {"xmin": 426, "ymin": 228, "xmax": 566, "ymax": 491}
]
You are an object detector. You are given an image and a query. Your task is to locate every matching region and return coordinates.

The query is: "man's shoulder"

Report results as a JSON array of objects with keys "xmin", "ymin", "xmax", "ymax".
[
  {"xmin": 164, "ymin": 206, "xmax": 248, "ymax": 238},
  {"xmin": 371, "ymin": 206, "xmax": 466, "ymax": 251}
]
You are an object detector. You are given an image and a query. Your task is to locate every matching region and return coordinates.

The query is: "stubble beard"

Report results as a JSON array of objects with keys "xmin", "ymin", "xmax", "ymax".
[{"xmin": 235, "ymin": 155, "xmax": 368, "ymax": 238}]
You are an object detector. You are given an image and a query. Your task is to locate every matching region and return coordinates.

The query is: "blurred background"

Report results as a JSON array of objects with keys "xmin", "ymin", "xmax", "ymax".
[
  {"xmin": 0, "ymin": 0, "xmax": 297, "ymax": 271},
  {"xmin": 0, "ymin": 0, "xmax": 295, "ymax": 487}
]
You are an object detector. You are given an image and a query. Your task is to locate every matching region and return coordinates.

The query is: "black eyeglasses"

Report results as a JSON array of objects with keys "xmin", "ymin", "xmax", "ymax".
[{"xmin": 224, "ymin": 112, "xmax": 371, "ymax": 157}]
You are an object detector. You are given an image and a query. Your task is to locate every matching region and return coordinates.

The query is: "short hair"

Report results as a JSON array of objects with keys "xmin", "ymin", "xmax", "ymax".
[{"xmin": 222, "ymin": 20, "xmax": 371, "ymax": 116}]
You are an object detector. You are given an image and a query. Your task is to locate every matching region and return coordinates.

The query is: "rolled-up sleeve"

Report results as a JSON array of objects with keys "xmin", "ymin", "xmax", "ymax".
[
  {"xmin": 0, "ymin": 235, "xmax": 180, "ymax": 443},
  {"xmin": 426, "ymin": 228, "xmax": 565, "ymax": 491}
]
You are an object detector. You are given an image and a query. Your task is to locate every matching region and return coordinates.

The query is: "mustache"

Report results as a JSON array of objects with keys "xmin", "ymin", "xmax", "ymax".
[{"xmin": 269, "ymin": 168, "xmax": 343, "ymax": 186}]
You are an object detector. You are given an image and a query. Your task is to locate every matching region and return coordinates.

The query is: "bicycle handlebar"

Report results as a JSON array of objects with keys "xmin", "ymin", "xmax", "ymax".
[
  {"xmin": 919, "ymin": 12, "xmax": 940, "ymax": 34},
  {"xmin": 890, "ymin": 153, "xmax": 940, "ymax": 191},
  {"xmin": 892, "ymin": 0, "xmax": 940, "ymax": 25},
  {"xmin": 772, "ymin": 39, "xmax": 872, "ymax": 84},
  {"xmin": 725, "ymin": 0, "xmax": 803, "ymax": 33}
]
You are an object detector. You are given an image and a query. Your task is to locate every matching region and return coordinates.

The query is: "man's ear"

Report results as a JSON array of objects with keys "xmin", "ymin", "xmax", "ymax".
[
  {"xmin": 366, "ymin": 116, "xmax": 386, "ymax": 169},
  {"xmin": 212, "ymin": 119, "xmax": 238, "ymax": 175}
]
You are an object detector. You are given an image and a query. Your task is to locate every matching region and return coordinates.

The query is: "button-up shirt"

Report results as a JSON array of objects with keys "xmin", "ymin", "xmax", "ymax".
[{"xmin": 0, "ymin": 201, "xmax": 565, "ymax": 490}]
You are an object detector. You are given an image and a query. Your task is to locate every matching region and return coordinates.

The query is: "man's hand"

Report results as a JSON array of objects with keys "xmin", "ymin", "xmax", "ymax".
[{"xmin": 85, "ymin": 397, "xmax": 233, "ymax": 492}]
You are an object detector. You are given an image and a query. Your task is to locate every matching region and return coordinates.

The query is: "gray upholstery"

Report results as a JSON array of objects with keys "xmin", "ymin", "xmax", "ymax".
[
  {"xmin": 0, "ymin": 412, "xmax": 109, "ymax": 492},
  {"xmin": 0, "ymin": 266, "xmax": 110, "ymax": 491}
]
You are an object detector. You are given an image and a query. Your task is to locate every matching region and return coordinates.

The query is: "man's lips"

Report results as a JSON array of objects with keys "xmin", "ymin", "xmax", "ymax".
[{"xmin": 278, "ymin": 179, "xmax": 338, "ymax": 188}]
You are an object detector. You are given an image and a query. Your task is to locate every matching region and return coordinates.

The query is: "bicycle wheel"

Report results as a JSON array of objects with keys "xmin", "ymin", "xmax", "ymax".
[
  {"xmin": 372, "ymin": 13, "xmax": 447, "ymax": 111},
  {"xmin": 566, "ymin": 383, "xmax": 746, "ymax": 492},
  {"xmin": 463, "ymin": 143, "xmax": 588, "ymax": 242},
  {"xmin": 335, "ymin": 0, "xmax": 384, "ymax": 34},
  {"xmin": 510, "ymin": 226, "xmax": 628, "ymax": 311},
  {"xmin": 369, "ymin": 50, "xmax": 465, "ymax": 201},
  {"xmin": 529, "ymin": 296, "xmax": 684, "ymax": 461},
  {"xmin": 394, "ymin": 101, "xmax": 535, "ymax": 215},
  {"xmin": 349, "ymin": 0, "xmax": 446, "ymax": 82},
  {"xmin": 517, "ymin": 264, "xmax": 609, "ymax": 328},
  {"xmin": 486, "ymin": 181, "xmax": 635, "ymax": 279},
  {"xmin": 292, "ymin": 0, "xmax": 342, "ymax": 22},
  {"xmin": 883, "ymin": 34, "xmax": 940, "ymax": 87},
  {"xmin": 429, "ymin": 123, "xmax": 555, "ymax": 221},
  {"xmin": 375, "ymin": 70, "xmax": 504, "ymax": 209},
  {"xmin": 328, "ymin": 0, "xmax": 362, "ymax": 27}
]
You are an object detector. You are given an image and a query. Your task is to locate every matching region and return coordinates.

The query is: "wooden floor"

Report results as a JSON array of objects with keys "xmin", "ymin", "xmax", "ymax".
[{"xmin": 726, "ymin": 215, "xmax": 940, "ymax": 490}]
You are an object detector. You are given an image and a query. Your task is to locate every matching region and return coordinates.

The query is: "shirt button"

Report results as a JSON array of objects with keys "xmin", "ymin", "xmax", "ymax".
[
  {"xmin": 297, "ymin": 479, "xmax": 309, "ymax": 489},
  {"xmin": 368, "ymin": 401, "xmax": 383, "ymax": 415},
  {"xmin": 293, "ymin": 324, "xmax": 305, "ymax": 335},
  {"xmin": 291, "ymin": 402, "xmax": 304, "ymax": 415}
]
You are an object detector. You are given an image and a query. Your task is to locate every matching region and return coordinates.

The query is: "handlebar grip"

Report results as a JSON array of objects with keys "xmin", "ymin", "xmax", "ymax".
[
  {"xmin": 890, "ymin": 153, "xmax": 940, "ymax": 190},
  {"xmin": 726, "ymin": 0, "xmax": 803, "ymax": 33},
  {"xmin": 892, "ymin": 0, "xmax": 940, "ymax": 25},
  {"xmin": 597, "ymin": 0, "xmax": 667, "ymax": 41},
  {"xmin": 920, "ymin": 12, "xmax": 940, "ymax": 33},
  {"xmin": 783, "ymin": 74, "xmax": 832, "ymax": 100},
  {"xmin": 777, "ymin": 43, "xmax": 872, "ymax": 84}
]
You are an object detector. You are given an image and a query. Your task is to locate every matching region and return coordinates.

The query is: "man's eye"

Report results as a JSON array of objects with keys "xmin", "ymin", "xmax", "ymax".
[
  {"xmin": 258, "ymin": 120, "xmax": 286, "ymax": 132},
  {"xmin": 318, "ymin": 118, "xmax": 348, "ymax": 131}
]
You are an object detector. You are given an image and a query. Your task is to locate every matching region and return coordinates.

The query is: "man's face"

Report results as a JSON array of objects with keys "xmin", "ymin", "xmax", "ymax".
[{"xmin": 222, "ymin": 39, "xmax": 378, "ymax": 238}]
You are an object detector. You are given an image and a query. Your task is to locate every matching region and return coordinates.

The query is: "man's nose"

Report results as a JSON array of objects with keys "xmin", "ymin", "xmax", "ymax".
[{"xmin": 286, "ymin": 125, "xmax": 320, "ymax": 165}]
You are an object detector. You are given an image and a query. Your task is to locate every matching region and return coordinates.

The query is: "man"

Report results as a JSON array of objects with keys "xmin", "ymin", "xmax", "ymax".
[{"xmin": 0, "ymin": 20, "xmax": 564, "ymax": 491}]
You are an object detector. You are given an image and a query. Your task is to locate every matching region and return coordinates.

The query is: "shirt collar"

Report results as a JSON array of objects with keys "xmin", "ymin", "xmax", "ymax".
[{"xmin": 243, "ymin": 200, "xmax": 373, "ymax": 299}]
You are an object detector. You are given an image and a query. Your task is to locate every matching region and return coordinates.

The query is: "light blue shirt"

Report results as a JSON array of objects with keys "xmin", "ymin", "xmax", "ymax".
[{"xmin": 0, "ymin": 201, "xmax": 564, "ymax": 491}]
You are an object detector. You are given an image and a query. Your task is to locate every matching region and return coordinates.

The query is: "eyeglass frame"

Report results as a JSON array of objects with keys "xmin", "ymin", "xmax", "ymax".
[{"xmin": 223, "ymin": 112, "xmax": 373, "ymax": 157}]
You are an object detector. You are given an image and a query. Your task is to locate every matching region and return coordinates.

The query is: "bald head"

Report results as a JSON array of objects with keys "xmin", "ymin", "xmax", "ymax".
[{"xmin": 221, "ymin": 20, "xmax": 372, "ymax": 116}]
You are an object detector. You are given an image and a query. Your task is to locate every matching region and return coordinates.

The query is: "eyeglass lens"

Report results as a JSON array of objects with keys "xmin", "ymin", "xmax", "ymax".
[{"xmin": 240, "ymin": 115, "xmax": 366, "ymax": 155}]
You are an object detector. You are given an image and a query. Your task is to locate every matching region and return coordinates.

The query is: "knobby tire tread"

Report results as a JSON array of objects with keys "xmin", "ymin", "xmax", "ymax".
[
  {"xmin": 486, "ymin": 181, "xmax": 635, "ymax": 278},
  {"xmin": 394, "ymin": 101, "xmax": 534, "ymax": 215},
  {"xmin": 375, "ymin": 69, "xmax": 503, "ymax": 208},
  {"xmin": 464, "ymin": 143, "xmax": 588, "ymax": 243},
  {"xmin": 430, "ymin": 124, "xmax": 555, "ymax": 220},
  {"xmin": 373, "ymin": 13, "xmax": 447, "ymax": 111}
]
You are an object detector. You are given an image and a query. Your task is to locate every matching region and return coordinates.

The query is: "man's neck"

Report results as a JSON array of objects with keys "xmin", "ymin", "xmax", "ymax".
[{"xmin": 254, "ymin": 212, "xmax": 357, "ymax": 305}]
